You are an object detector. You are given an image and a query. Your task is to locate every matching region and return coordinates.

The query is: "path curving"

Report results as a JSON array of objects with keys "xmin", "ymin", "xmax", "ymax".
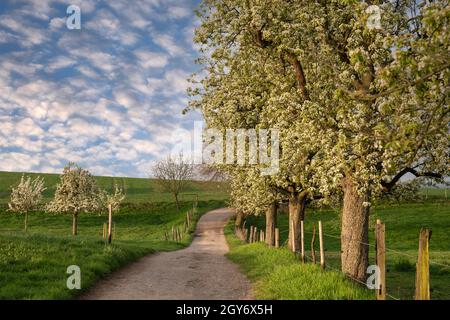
[{"xmin": 80, "ymin": 208, "xmax": 253, "ymax": 300}]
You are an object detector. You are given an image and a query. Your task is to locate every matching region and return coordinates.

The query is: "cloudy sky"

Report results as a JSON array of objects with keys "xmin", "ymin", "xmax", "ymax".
[{"xmin": 0, "ymin": 0, "xmax": 203, "ymax": 177}]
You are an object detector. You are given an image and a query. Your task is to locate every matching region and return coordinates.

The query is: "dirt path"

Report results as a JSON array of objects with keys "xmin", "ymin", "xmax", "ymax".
[{"xmin": 80, "ymin": 208, "xmax": 253, "ymax": 300}]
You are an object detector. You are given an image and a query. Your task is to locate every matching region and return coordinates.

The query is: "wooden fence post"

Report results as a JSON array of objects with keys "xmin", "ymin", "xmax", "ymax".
[
  {"xmin": 275, "ymin": 228, "xmax": 280, "ymax": 248},
  {"xmin": 375, "ymin": 219, "xmax": 386, "ymax": 300},
  {"xmin": 318, "ymin": 221, "xmax": 325, "ymax": 269},
  {"xmin": 300, "ymin": 220, "xmax": 305, "ymax": 263},
  {"xmin": 249, "ymin": 226, "xmax": 254, "ymax": 243},
  {"xmin": 290, "ymin": 219, "xmax": 296, "ymax": 253},
  {"xmin": 415, "ymin": 228, "xmax": 432, "ymax": 300},
  {"xmin": 254, "ymin": 227, "xmax": 258, "ymax": 244},
  {"xmin": 107, "ymin": 204, "xmax": 112, "ymax": 244},
  {"xmin": 311, "ymin": 224, "xmax": 316, "ymax": 264}
]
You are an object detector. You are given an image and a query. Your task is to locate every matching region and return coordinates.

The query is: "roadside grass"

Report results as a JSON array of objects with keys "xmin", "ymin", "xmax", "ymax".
[
  {"xmin": 225, "ymin": 223, "xmax": 373, "ymax": 300},
  {"xmin": 241, "ymin": 201, "xmax": 450, "ymax": 300},
  {"xmin": 0, "ymin": 171, "xmax": 229, "ymax": 204},
  {"xmin": 0, "ymin": 200, "xmax": 224, "ymax": 299}
]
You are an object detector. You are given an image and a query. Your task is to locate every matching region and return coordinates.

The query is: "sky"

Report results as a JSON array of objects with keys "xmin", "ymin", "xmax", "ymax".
[{"xmin": 0, "ymin": 0, "xmax": 203, "ymax": 177}]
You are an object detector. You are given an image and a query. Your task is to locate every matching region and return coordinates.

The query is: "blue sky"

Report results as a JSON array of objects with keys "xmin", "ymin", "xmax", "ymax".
[{"xmin": 0, "ymin": 0, "xmax": 203, "ymax": 177}]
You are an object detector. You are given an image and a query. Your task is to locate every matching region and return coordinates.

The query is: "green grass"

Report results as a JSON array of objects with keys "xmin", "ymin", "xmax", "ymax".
[
  {"xmin": 239, "ymin": 201, "xmax": 450, "ymax": 300},
  {"xmin": 0, "ymin": 171, "xmax": 229, "ymax": 204},
  {"xmin": 0, "ymin": 200, "xmax": 225, "ymax": 299},
  {"xmin": 225, "ymin": 223, "xmax": 373, "ymax": 300}
]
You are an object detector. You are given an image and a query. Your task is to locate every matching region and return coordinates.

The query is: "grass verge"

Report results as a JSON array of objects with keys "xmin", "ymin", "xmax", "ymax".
[
  {"xmin": 242, "ymin": 202, "xmax": 450, "ymax": 300},
  {"xmin": 224, "ymin": 221, "xmax": 373, "ymax": 300}
]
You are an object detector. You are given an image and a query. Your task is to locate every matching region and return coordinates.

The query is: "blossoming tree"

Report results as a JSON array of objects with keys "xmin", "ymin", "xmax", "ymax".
[
  {"xmin": 190, "ymin": 0, "xmax": 449, "ymax": 282},
  {"xmin": 8, "ymin": 175, "xmax": 46, "ymax": 232},
  {"xmin": 47, "ymin": 163, "xmax": 100, "ymax": 236}
]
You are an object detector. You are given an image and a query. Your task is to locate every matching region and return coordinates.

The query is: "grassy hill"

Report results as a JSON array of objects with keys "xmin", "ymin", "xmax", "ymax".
[
  {"xmin": 0, "ymin": 171, "xmax": 229, "ymax": 204},
  {"xmin": 0, "ymin": 170, "xmax": 229, "ymax": 299}
]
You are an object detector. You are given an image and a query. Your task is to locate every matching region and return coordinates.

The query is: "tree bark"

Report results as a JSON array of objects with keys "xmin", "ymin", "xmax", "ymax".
[
  {"xmin": 288, "ymin": 191, "xmax": 307, "ymax": 251},
  {"xmin": 24, "ymin": 212, "xmax": 28, "ymax": 232},
  {"xmin": 235, "ymin": 210, "xmax": 244, "ymax": 227},
  {"xmin": 341, "ymin": 176, "xmax": 370, "ymax": 283},
  {"xmin": 174, "ymin": 193, "xmax": 180, "ymax": 210},
  {"xmin": 265, "ymin": 202, "xmax": 277, "ymax": 247},
  {"xmin": 72, "ymin": 212, "xmax": 78, "ymax": 236}
]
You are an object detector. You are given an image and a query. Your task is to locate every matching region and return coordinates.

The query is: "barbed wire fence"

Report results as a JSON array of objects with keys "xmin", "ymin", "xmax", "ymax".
[{"xmin": 237, "ymin": 218, "xmax": 450, "ymax": 300}]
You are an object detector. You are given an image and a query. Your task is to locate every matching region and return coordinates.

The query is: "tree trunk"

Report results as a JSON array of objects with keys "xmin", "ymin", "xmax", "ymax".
[
  {"xmin": 235, "ymin": 210, "xmax": 244, "ymax": 227},
  {"xmin": 24, "ymin": 212, "xmax": 28, "ymax": 232},
  {"xmin": 265, "ymin": 202, "xmax": 277, "ymax": 247},
  {"xmin": 174, "ymin": 193, "xmax": 180, "ymax": 210},
  {"xmin": 299, "ymin": 194, "xmax": 307, "ymax": 222},
  {"xmin": 288, "ymin": 191, "xmax": 307, "ymax": 251},
  {"xmin": 341, "ymin": 176, "xmax": 370, "ymax": 283},
  {"xmin": 72, "ymin": 212, "xmax": 78, "ymax": 236}
]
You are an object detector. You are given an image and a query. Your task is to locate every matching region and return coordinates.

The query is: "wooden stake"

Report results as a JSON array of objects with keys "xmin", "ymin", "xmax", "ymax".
[
  {"xmin": 275, "ymin": 228, "xmax": 280, "ymax": 248},
  {"xmin": 375, "ymin": 219, "xmax": 386, "ymax": 300},
  {"xmin": 107, "ymin": 204, "xmax": 112, "ymax": 244},
  {"xmin": 290, "ymin": 219, "xmax": 296, "ymax": 253},
  {"xmin": 254, "ymin": 227, "xmax": 258, "ymax": 244},
  {"xmin": 311, "ymin": 224, "xmax": 316, "ymax": 264},
  {"xmin": 318, "ymin": 221, "xmax": 325, "ymax": 269},
  {"xmin": 415, "ymin": 228, "xmax": 432, "ymax": 300},
  {"xmin": 300, "ymin": 220, "xmax": 305, "ymax": 263},
  {"xmin": 249, "ymin": 226, "xmax": 254, "ymax": 243}
]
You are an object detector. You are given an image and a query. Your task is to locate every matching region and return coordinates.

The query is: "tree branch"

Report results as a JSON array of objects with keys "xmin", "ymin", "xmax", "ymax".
[{"xmin": 381, "ymin": 167, "xmax": 442, "ymax": 192}]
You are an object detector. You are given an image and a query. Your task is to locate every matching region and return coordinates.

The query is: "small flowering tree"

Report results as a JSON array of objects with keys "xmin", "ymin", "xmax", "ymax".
[
  {"xmin": 47, "ymin": 163, "xmax": 100, "ymax": 236},
  {"xmin": 8, "ymin": 175, "xmax": 46, "ymax": 232},
  {"xmin": 98, "ymin": 184, "xmax": 125, "ymax": 213}
]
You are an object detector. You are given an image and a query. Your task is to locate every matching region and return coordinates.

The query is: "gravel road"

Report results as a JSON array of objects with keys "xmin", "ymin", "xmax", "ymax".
[{"xmin": 80, "ymin": 207, "xmax": 253, "ymax": 300}]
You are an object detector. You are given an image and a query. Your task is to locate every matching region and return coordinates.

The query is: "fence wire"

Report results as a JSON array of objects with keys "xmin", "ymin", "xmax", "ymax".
[{"xmin": 241, "ymin": 221, "xmax": 449, "ymax": 300}]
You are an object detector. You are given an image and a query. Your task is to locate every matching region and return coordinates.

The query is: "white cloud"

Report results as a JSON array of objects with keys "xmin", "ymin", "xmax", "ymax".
[
  {"xmin": 46, "ymin": 56, "xmax": 77, "ymax": 72},
  {"xmin": 0, "ymin": 152, "xmax": 40, "ymax": 172},
  {"xmin": 152, "ymin": 33, "xmax": 185, "ymax": 56},
  {"xmin": 49, "ymin": 17, "xmax": 65, "ymax": 30},
  {"xmin": 133, "ymin": 49, "xmax": 168, "ymax": 69}
]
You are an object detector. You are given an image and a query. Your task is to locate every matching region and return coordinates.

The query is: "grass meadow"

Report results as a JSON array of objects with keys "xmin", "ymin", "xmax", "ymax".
[
  {"xmin": 0, "ymin": 171, "xmax": 229, "ymax": 204},
  {"xmin": 229, "ymin": 200, "xmax": 450, "ymax": 300},
  {"xmin": 0, "ymin": 171, "xmax": 227, "ymax": 299}
]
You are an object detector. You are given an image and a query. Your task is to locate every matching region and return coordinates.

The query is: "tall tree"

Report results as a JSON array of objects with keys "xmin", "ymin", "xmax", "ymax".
[{"xmin": 191, "ymin": 0, "xmax": 449, "ymax": 282}]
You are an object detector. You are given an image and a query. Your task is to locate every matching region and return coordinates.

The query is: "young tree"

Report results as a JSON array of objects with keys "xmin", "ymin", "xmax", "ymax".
[
  {"xmin": 98, "ymin": 184, "xmax": 125, "ymax": 212},
  {"xmin": 47, "ymin": 163, "xmax": 100, "ymax": 235},
  {"xmin": 8, "ymin": 175, "xmax": 46, "ymax": 232},
  {"xmin": 152, "ymin": 154, "xmax": 194, "ymax": 209},
  {"xmin": 191, "ymin": 0, "xmax": 449, "ymax": 282}
]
